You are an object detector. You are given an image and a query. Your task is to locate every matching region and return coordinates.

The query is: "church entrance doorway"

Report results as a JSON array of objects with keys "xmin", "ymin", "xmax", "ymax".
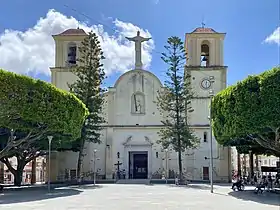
[{"xmin": 129, "ymin": 151, "xmax": 148, "ymax": 179}]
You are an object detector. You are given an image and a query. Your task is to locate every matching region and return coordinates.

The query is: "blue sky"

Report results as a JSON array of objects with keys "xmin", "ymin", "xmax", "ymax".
[{"xmin": 0, "ymin": 0, "xmax": 279, "ymax": 87}]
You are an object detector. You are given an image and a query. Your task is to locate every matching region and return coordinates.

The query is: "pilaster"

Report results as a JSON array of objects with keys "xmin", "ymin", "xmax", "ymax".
[
  {"xmin": 46, "ymin": 152, "xmax": 59, "ymax": 182},
  {"xmin": 105, "ymin": 128, "xmax": 113, "ymax": 179},
  {"xmin": 107, "ymin": 87, "xmax": 116, "ymax": 125}
]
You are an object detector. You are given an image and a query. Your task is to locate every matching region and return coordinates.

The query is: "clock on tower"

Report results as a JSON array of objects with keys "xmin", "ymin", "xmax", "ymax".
[{"xmin": 200, "ymin": 78, "xmax": 211, "ymax": 90}]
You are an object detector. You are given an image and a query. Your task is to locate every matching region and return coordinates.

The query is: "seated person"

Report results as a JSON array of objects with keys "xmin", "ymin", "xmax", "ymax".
[{"xmin": 232, "ymin": 176, "xmax": 243, "ymax": 189}]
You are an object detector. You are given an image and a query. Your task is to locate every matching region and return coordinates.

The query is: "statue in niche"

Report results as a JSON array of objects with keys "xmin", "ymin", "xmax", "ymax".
[{"xmin": 131, "ymin": 92, "xmax": 145, "ymax": 114}]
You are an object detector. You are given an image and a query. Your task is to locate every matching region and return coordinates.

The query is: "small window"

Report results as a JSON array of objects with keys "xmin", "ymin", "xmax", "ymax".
[
  {"xmin": 203, "ymin": 132, "xmax": 207, "ymax": 142},
  {"xmin": 156, "ymin": 152, "xmax": 159, "ymax": 158},
  {"xmin": 117, "ymin": 152, "xmax": 120, "ymax": 159}
]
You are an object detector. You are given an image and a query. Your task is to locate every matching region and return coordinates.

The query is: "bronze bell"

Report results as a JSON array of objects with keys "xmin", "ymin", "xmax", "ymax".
[{"xmin": 202, "ymin": 56, "xmax": 208, "ymax": 62}]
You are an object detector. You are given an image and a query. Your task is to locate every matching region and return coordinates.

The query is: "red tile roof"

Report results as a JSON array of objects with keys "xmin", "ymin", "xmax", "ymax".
[
  {"xmin": 191, "ymin": 27, "xmax": 217, "ymax": 34},
  {"xmin": 55, "ymin": 28, "xmax": 87, "ymax": 36}
]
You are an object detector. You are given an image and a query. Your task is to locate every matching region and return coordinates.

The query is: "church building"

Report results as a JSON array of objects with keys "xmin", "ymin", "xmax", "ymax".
[{"xmin": 48, "ymin": 26, "xmax": 232, "ymax": 183}]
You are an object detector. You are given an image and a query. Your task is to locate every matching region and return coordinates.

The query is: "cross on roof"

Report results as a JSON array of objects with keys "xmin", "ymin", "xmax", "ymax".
[{"xmin": 201, "ymin": 21, "xmax": 206, "ymax": 28}]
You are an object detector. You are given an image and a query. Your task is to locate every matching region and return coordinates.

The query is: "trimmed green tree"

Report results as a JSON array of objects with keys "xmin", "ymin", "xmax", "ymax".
[
  {"xmin": 0, "ymin": 69, "xmax": 88, "ymax": 185},
  {"xmin": 68, "ymin": 31, "xmax": 106, "ymax": 183},
  {"xmin": 211, "ymin": 66, "xmax": 280, "ymax": 157},
  {"xmin": 157, "ymin": 37, "xmax": 200, "ymax": 184}
]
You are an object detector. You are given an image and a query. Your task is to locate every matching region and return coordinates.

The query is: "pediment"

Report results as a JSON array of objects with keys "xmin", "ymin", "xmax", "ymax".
[{"xmin": 123, "ymin": 136, "xmax": 153, "ymax": 146}]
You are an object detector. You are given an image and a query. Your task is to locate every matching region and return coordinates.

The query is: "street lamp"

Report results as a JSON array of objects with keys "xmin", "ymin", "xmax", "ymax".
[
  {"xmin": 164, "ymin": 149, "xmax": 168, "ymax": 184},
  {"xmin": 209, "ymin": 88, "xmax": 214, "ymax": 193},
  {"xmin": 93, "ymin": 149, "xmax": 100, "ymax": 186},
  {"xmin": 47, "ymin": 135, "xmax": 53, "ymax": 193}
]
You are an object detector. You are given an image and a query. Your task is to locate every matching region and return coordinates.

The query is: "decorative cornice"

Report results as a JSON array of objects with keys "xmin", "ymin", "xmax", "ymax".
[
  {"xmin": 50, "ymin": 67, "xmax": 72, "ymax": 72},
  {"xmin": 100, "ymin": 124, "xmax": 209, "ymax": 128},
  {"xmin": 192, "ymin": 96, "xmax": 211, "ymax": 99},
  {"xmin": 185, "ymin": 66, "xmax": 228, "ymax": 70}
]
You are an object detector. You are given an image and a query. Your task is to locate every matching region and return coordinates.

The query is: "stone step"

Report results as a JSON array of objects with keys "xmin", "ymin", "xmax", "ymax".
[{"xmin": 116, "ymin": 179, "xmax": 150, "ymax": 185}]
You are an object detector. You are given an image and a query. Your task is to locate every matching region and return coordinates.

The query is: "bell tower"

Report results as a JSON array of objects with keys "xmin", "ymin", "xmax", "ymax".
[
  {"xmin": 50, "ymin": 28, "xmax": 87, "ymax": 91},
  {"xmin": 185, "ymin": 27, "xmax": 225, "ymax": 67},
  {"xmin": 185, "ymin": 26, "xmax": 231, "ymax": 183},
  {"xmin": 184, "ymin": 26, "xmax": 227, "ymax": 100}
]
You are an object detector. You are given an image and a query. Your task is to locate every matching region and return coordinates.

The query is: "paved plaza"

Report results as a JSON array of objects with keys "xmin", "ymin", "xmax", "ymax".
[{"xmin": 0, "ymin": 184, "xmax": 279, "ymax": 209}]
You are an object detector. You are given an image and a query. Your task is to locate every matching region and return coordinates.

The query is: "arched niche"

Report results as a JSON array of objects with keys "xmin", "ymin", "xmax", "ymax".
[
  {"xmin": 200, "ymin": 40, "xmax": 210, "ymax": 67},
  {"xmin": 67, "ymin": 42, "xmax": 77, "ymax": 65},
  {"xmin": 131, "ymin": 92, "xmax": 145, "ymax": 114}
]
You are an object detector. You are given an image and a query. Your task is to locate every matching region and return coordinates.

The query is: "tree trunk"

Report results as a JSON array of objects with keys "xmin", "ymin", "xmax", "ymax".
[
  {"xmin": 178, "ymin": 149, "xmax": 182, "ymax": 184},
  {"xmin": 31, "ymin": 158, "xmax": 36, "ymax": 185},
  {"xmin": 0, "ymin": 163, "xmax": 4, "ymax": 184},
  {"xmin": 14, "ymin": 166, "xmax": 24, "ymax": 186},
  {"xmin": 77, "ymin": 138, "xmax": 85, "ymax": 184},
  {"xmin": 249, "ymin": 151, "xmax": 254, "ymax": 179},
  {"xmin": 237, "ymin": 152, "xmax": 241, "ymax": 176},
  {"xmin": 255, "ymin": 155, "xmax": 259, "ymax": 172},
  {"xmin": 15, "ymin": 158, "xmax": 26, "ymax": 186},
  {"xmin": 243, "ymin": 154, "xmax": 247, "ymax": 176}
]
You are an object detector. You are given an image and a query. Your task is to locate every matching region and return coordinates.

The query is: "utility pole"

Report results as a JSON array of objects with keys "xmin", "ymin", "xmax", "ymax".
[
  {"xmin": 92, "ymin": 149, "xmax": 100, "ymax": 186},
  {"xmin": 47, "ymin": 136, "xmax": 53, "ymax": 193},
  {"xmin": 208, "ymin": 76, "xmax": 215, "ymax": 193},
  {"xmin": 165, "ymin": 149, "xmax": 168, "ymax": 184},
  {"xmin": 93, "ymin": 149, "xmax": 97, "ymax": 186}
]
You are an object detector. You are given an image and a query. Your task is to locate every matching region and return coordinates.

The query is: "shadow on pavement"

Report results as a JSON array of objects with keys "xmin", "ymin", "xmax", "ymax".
[
  {"xmin": 228, "ymin": 190, "xmax": 280, "ymax": 206},
  {"xmin": 0, "ymin": 188, "xmax": 82, "ymax": 205},
  {"xmin": 168, "ymin": 184, "xmax": 215, "ymax": 190},
  {"xmin": 69, "ymin": 184, "xmax": 104, "ymax": 190},
  {"xmin": 186, "ymin": 184, "xmax": 214, "ymax": 190}
]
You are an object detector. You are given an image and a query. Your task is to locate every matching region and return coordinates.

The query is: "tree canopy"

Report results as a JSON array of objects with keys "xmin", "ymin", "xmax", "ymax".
[
  {"xmin": 0, "ymin": 69, "xmax": 89, "ymax": 159},
  {"xmin": 211, "ymin": 66, "xmax": 280, "ymax": 157},
  {"xmin": 223, "ymin": 136, "xmax": 275, "ymax": 156}
]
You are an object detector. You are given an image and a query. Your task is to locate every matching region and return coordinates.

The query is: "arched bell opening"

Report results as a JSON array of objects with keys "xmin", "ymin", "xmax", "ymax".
[
  {"xmin": 67, "ymin": 42, "xmax": 77, "ymax": 65},
  {"xmin": 200, "ymin": 41, "xmax": 210, "ymax": 67}
]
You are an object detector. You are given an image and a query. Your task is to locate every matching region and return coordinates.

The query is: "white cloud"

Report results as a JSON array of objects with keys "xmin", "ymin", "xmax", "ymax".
[
  {"xmin": 264, "ymin": 27, "xmax": 280, "ymax": 45},
  {"xmin": 153, "ymin": 0, "xmax": 160, "ymax": 4},
  {"xmin": 0, "ymin": 9, "xmax": 154, "ymax": 76}
]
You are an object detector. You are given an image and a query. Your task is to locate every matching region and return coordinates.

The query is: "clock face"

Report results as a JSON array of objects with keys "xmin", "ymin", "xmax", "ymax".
[{"xmin": 201, "ymin": 79, "xmax": 211, "ymax": 89}]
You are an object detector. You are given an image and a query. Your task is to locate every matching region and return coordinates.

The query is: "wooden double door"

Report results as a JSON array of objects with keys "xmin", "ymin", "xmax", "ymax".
[{"xmin": 129, "ymin": 152, "xmax": 148, "ymax": 179}]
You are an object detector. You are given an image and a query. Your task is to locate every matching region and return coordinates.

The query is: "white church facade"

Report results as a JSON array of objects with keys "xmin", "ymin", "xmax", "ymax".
[{"xmin": 48, "ymin": 27, "xmax": 232, "ymax": 183}]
